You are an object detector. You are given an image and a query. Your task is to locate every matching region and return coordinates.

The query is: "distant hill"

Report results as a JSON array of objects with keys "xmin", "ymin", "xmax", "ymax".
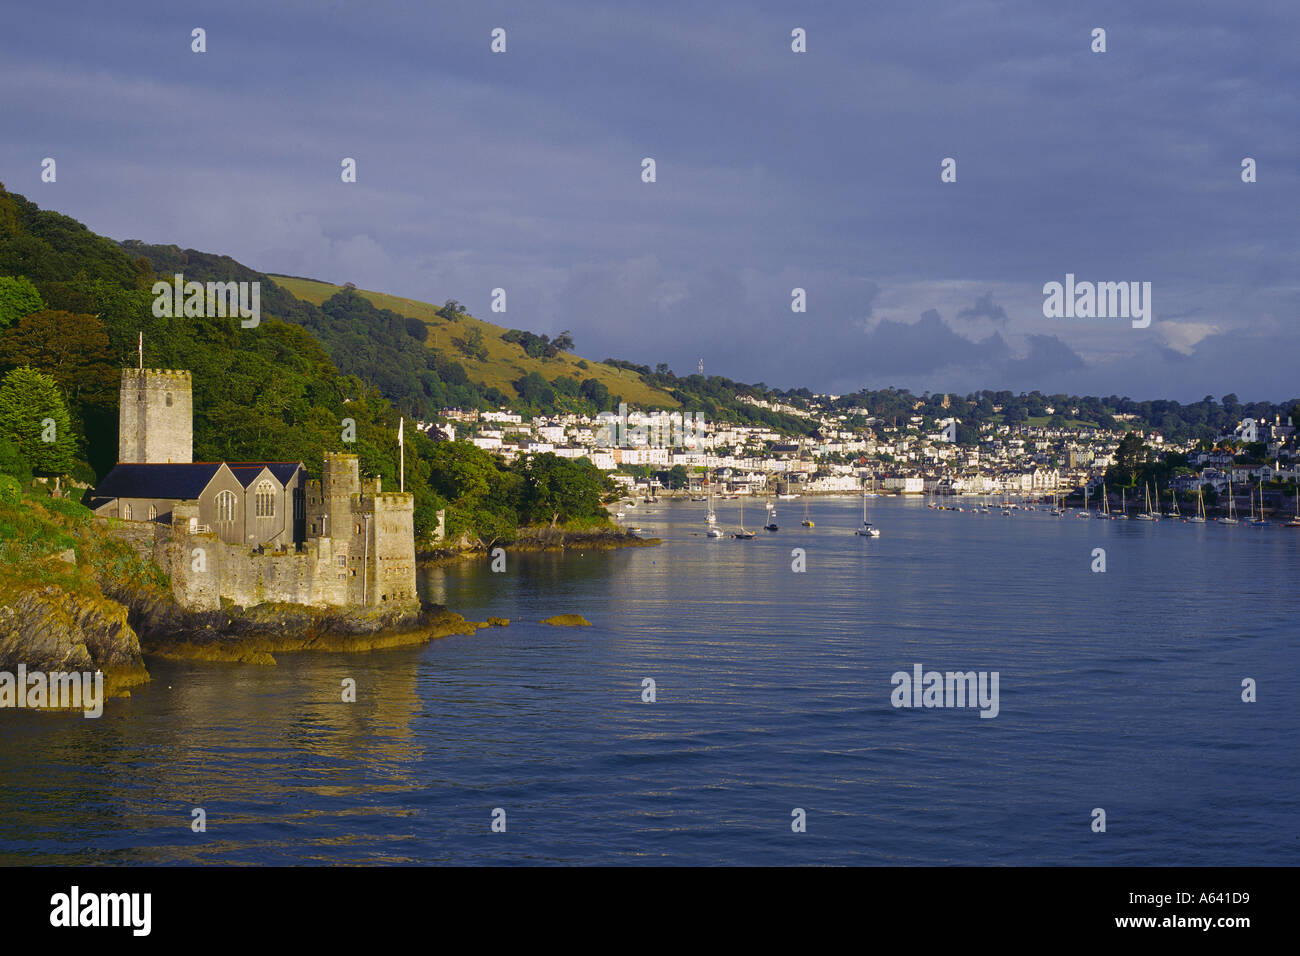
[{"xmin": 269, "ymin": 275, "xmax": 677, "ymax": 412}]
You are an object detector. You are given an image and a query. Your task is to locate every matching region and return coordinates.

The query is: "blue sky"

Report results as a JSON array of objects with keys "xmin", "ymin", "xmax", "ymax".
[{"xmin": 2, "ymin": 0, "xmax": 1296, "ymax": 401}]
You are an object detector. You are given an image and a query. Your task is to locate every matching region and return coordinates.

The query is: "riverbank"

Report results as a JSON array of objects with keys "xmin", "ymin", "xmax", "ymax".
[{"xmin": 418, "ymin": 524, "xmax": 659, "ymax": 565}]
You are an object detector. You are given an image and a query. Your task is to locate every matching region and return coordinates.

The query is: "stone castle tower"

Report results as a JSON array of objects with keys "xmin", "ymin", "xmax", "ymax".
[
  {"xmin": 119, "ymin": 369, "xmax": 193, "ymax": 464},
  {"xmin": 306, "ymin": 452, "xmax": 417, "ymax": 605}
]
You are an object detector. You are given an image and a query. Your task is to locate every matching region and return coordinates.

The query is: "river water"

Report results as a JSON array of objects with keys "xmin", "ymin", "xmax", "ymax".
[{"xmin": 1, "ymin": 496, "xmax": 1295, "ymax": 864}]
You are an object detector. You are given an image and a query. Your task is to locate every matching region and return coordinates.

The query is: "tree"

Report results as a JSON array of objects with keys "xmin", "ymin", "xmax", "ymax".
[
  {"xmin": 1109, "ymin": 432, "xmax": 1147, "ymax": 486},
  {"xmin": 0, "ymin": 366, "xmax": 76, "ymax": 475},
  {"xmin": 437, "ymin": 299, "xmax": 467, "ymax": 321},
  {"xmin": 0, "ymin": 309, "xmax": 117, "ymax": 407},
  {"xmin": 0, "ymin": 275, "xmax": 43, "ymax": 330},
  {"xmin": 405, "ymin": 316, "xmax": 428, "ymax": 341},
  {"xmin": 0, "ymin": 433, "xmax": 30, "ymax": 480},
  {"xmin": 514, "ymin": 371, "xmax": 555, "ymax": 408},
  {"xmin": 514, "ymin": 453, "xmax": 608, "ymax": 526},
  {"xmin": 552, "ymin": 329, "xmax": 574, "ymax": 352}
]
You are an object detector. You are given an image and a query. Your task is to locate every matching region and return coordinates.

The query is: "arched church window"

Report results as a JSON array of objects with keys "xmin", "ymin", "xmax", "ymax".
[
  {"xmin": 255, "ymin": 480, "xmax": 275, "ymax": 517},
  {"xmin": 217, "ymin": 490, "xmax": 237, "ymax": 522}
]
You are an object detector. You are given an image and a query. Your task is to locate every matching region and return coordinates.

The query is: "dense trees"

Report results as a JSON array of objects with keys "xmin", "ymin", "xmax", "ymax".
[
  {"xmin": 0, "ymin": 367, "xmax": 76, "ymax": 475},
  {"xmin": 0, "ymin": 275, "xmax": 42, "ymax": 329},
  {"xmin": 425, "ymin": 442, "xmax": 611, "ymax": 542}
]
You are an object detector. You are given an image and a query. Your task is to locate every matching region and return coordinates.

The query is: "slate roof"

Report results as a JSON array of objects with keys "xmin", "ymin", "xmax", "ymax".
[
  {"xmin": 226, "ymin": 462, "xmax": 304, "ymax": 488},
  {"xmin": 93, "ymin": 461, "xmax": 304, "ymax": 500}
]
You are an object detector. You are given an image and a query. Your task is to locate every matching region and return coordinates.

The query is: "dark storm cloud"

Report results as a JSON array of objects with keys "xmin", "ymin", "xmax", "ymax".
[
  {"xmin": 1, "ymin": 0, "xmax": 1296, "ymax": 401},
  {"xmin": 957, "ymin": 292, "xmax": 1009, "ymax": 324}
]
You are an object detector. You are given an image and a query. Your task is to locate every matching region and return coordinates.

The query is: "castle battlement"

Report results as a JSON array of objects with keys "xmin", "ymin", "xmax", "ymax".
[
  {"xmin": 362, "ymin": 493, "xmax": 415, "ymax": 509},
  {"xmin": 123, "ymin": 368, "xmax": 192, "ymax": 380}
]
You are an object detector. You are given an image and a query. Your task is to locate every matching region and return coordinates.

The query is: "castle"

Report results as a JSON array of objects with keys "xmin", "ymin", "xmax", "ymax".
[{"xmin": 90, "ymin": 368, "xmax": 417, "ymax": 611}]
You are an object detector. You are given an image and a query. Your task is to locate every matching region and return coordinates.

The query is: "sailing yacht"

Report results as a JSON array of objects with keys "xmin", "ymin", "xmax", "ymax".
[
  {"xmin": 733, "ymin": 495, "xmax": 755, "ymax": 539},
  {"xmin": 705, "ymin": 484, "xmax": 717, "ymax": 524},
  {"xmin": 801, "ymin": 498, "xmax": 814, "ymax": 527},
  {"xmin": 1079, "ymin": 483, "xmax": 1091, "ymax": 518},
  {"xmin": 1115, "ymin": 487, "xmax": 1129, "ymax": 519},
  {"xmin": 854, "ymin": 483, "xmax": 880, "ymax": 536},
  {"xmin": 1284, "ymin": 487, "xmax": 1300, "ymax": 527},
  {"xmin": 1218, "ymin": 478, "xmax": 1239, "ymax": 524},
  {"xmin": 1135, "ymin": 483, "xmax": 1156, "ymax": 520},
  {"xmin": 1189, "ymin": 489, "xmax": 1207, "ymax": 523},
  {"xmin": 1249, "ymin": 480, "xmax": 1268, "ymax": 525}
]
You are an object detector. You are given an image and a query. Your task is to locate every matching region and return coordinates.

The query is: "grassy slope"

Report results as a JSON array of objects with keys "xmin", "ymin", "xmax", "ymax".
[{"xmin": 270, "ymin": 276, "xmax": 678, "ymax": 409}]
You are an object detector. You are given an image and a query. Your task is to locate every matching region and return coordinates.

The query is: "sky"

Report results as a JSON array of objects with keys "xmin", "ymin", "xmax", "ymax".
[{"xmin": 2, "ymin": 0, "xmax": 1297, "ymax": 403}]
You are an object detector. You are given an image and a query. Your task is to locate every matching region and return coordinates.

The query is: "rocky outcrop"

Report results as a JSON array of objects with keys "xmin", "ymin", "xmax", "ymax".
[
  {"xmin": 541, "ymin": 614, "xmax": 592, "ymax": 627},
  {"xmin": 102, "ymin": 584, "xmax": 479, "ymax": 664},
  {"xmin": 0, "ymin": 587, "xmax": 150, "ymax": 695}
]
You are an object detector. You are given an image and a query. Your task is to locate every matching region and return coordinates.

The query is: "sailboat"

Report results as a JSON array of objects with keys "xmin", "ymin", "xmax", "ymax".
[
  {"xmin": 1050, "ymin": 490, "xmax": 1063, "ymax": 516},
  {"xmin": 1218, "ymin": 478, "xmax": 1239, "ymax": 524},
  {"xmin": 1189, "ymin": 488, "xmax": 1207, "ymax": 523},
  {"xmin": 855, "ymin": 483, "xmax": 880, "ymax": 536},
  {"xmin": 801, "ymin": 497, "xmax": 814, "ymax": 527},
  {"xmin": 1249, "ymin": 479, "xmax": 1268, "ymax": 525},
  {"xmin": 1115, "ymin": 487, "xmax": 1129, "ymax": 519},
  {"xmin": 733, "ymin": 495, "xmax": 755, "ymax": 539},
  {"xmin": 705, "ymin": 483, "xmax": 717, "ymax": 524},
  {"xmin": 1079, "ymin": 483, "xmax": 1091, "ymax": 518},
  {"xmin": 1135, "ymin": 483, "xmax": 1156, "ymax": 520},
  {"xmin": 1284, "ymin": 487, "xmax": 1300, "ymax": 527},
  {"xmin": 1168, "ymin": 487, "xmax": 1180, "ymax": 519}
]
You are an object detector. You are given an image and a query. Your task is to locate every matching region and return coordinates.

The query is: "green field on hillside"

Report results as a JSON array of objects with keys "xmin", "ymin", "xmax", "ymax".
[{"xmin": 270, "ymin": 276, "xmax": 678, "ymax": 410}]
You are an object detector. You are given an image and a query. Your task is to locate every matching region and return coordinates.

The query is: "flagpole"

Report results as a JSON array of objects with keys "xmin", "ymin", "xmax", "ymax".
[
  {"xmin": 399, "ymin": 417, "xmax": 405, "ymax": 493},
  {"xmin": 138, "ymin": 331, "xmax": 143, "ymax": 370}
]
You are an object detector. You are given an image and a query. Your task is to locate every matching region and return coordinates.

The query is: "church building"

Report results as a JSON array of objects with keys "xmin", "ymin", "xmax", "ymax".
[{"xmin": 89, "ymin": 367, "xmax": 417, "ymax": 608}]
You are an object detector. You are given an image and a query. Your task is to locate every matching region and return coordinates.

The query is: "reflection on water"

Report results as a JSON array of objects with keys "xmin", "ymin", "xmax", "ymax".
[{"xmin": 1, "ymin": 497, "xmax": 1296, "ymax": 864}]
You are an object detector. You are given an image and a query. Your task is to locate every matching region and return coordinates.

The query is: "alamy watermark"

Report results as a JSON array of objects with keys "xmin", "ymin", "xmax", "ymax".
[
  {"xmin": 1042, "ymin": 273, "xmax": 1151, "ymax": 328},
  {"xmin": 152, "ymin": 273, "xmax": 260, "ymax": 328},
  {"xmin": 596, "ymin": 402, "xmax": 703, "ymax": 449},
  {"xmin": 0, "ymin": 666, "xmax": 104, "ymax": 717},
  {"xmin": 891, "ymin": 663, "xmax": 1000, "ymax": 718}
]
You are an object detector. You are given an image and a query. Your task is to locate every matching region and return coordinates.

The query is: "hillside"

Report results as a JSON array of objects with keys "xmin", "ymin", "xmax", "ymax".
[{"xmin": 270, "ymin": 275, "xmax": 677, "ymax": 411}]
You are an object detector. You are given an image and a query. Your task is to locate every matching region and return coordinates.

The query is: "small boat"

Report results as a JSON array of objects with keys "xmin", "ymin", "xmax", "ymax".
[
  {"xmin": 854, "ymin": 482, "xmax": 880, "ymax": 536},
  {"xmin": 1284, "ymin": 487, "xmax": 1300, "ymax": 527},
  {"xmin": 1189, "ymin": 488, "xmax": 1207, "ymax": 523},
  {"xmin": 706, "ymin": 526, "xmax": 725, "ymax": 538},
  {"xmin": 1115, "ymin": 487, "xmax": 1129, "ymax": 519},
  {"xmin": 1218, "ymin": 478, "xmax": 1239, "ymax": 524},
  {"xmin": 801, "ymin": 498, "xmax": 814, "ymax": 527},
  {"xmin": 1135, "ymin": 483, "xmax": 1156, "ymax": 520},
  {"xmin": 1248, "ymin": 479, "xmax": 1268, "ymax": 525},
  {"xmin": 734, "ymin": 497, "xmax": 755, "ymax": 539},
  {"xmin": 628, "ymin": 526, "xmax": 643, "ymax": 535},
  {"xmin": 765, "ymin": 521, "xmax": 778, "ymax": 532}
]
